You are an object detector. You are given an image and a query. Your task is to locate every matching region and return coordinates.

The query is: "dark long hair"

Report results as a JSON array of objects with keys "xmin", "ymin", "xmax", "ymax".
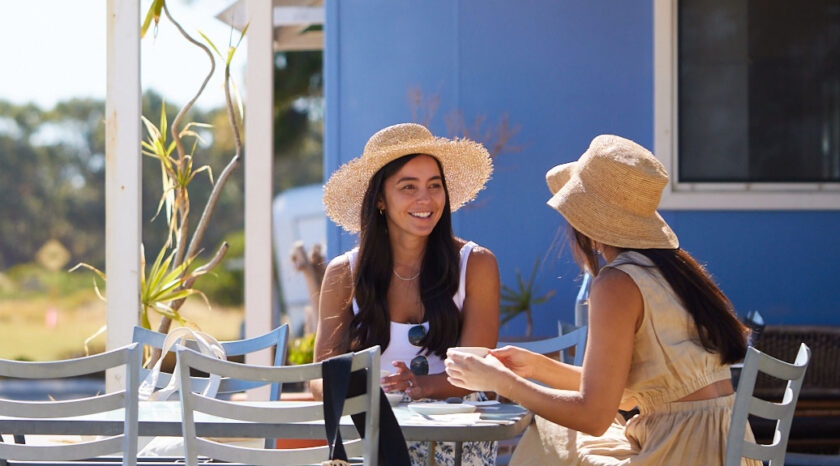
[
  {"xmin": 570, "ymin": 227, "xmax": 749, "ymax": 365},
  {"xmin": 349, "ymin": 154, "xmax": 461, "ymax": 358}
]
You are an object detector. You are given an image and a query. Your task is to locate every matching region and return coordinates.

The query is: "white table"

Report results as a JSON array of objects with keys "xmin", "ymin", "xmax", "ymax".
[{"xmin": 0, "ymin": 400, "xmax": 532, "ymax": 465}]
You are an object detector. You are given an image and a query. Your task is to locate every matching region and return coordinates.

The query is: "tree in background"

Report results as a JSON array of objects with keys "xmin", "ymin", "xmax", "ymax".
[
  {"xmin": 273, "ymin": 51, "xmax": 323, "ymax": 194},
  {"xmin": 0, "ymin": 60, "xmax": 324, "ymax": 306}
]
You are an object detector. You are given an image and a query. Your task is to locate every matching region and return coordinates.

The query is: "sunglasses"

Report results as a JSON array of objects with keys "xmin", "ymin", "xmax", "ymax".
[{"xmin": 408, "ymin": 324, "xmax": 429, "ymax": 376}]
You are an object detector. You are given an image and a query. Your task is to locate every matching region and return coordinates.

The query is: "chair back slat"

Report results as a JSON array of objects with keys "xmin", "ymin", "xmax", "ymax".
[
  {"xmin": 0, "ymin": 347, "xmax": 134, "ymax": 379},
  {"xmin": 748, "ymin": 396, "xmax": 793, "ymax": 421},
  {"xmin": 0, "ymin": 391, "xmax": 125, "ymax": 418},
  {"xmin": 0, "ymin": 435, "xmax": 124, "ymax": 461},
  {"xmin": 0, "ymin": 343, "xmax": 141, "ymax": 466},
  {"xmin": 725, "ymin": 343, "xmax": 811, "ymax": 466},
  {"xmin": 178, "ymin": 348, "xmax": 322, "ymax": 382},
  {"xmin": 756, "ymin": 350, "xmax": 809, "ymax": 381},
  {"xmin": 190, "ymin": 392, "xmax": 369, "ymax": 424},
  {"xmin": 195, "ymin": 436, "xmax": 364, "ymax": 465},
  {"xmin": 177, "ymin": 345, "xmax": 381, "ymax": 466},
  {"xmin": 740, "ymin": 440, "xmax": 778, "ymax": 462}
]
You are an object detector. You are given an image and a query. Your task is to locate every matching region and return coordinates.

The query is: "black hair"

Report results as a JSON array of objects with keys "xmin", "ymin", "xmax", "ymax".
[{"xmin": 349, "ymin": 154, "xmax": 461, "ymax": 358}]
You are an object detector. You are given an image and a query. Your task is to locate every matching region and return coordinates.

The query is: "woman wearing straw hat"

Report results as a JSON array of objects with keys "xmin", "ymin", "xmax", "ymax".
[
  {"xmin": 445, "ymin": 135, "xmax": 759, "ymax": 465},
  {"xmin": 313, "ymin": 123, "xmax": 500, "ymax": 465}
]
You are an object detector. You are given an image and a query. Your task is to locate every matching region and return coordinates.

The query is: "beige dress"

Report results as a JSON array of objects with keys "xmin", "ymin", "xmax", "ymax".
[{"xmin": 511, "ymin": 251, "xmax": 760, "ymax": 466}]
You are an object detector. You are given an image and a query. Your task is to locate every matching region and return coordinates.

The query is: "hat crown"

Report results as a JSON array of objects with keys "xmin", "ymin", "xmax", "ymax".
[
  {"xmin": 544, "ymin": 134, "xmax": 679, "ymax": 249},
  {"xmin": 364, "ymin": 123, "xmax": 434, "ymax": 156},
  {"xmin": 580, "ymin": 135, "xmax": 668, "ymax": 215}
]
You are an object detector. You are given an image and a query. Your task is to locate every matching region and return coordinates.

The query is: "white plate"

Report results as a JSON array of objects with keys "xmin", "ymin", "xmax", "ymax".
[{"xmin": 408, "ymin": 402, "xmax": 478, "ymax": 415}]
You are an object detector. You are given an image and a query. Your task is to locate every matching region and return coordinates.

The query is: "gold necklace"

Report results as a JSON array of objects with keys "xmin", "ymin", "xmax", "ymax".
[{"xmin": 392, "ymin": 268, "xmax": 420, "ymax": 281}]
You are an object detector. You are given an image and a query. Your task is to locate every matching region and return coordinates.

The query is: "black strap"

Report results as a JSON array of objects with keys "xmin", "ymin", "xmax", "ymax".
[
  {"xmin": 322, "ymin": 354, "xmax": 410, "ymax": 466},
  {"xmin": 322, "ymin": 354, "xmax": 352, "ymax": 462}
]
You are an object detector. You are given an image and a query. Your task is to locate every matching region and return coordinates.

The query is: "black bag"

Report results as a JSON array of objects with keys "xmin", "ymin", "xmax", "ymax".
[{"xmin": 322, "ymin": 353, "xmax": 411, "ymax": 466}]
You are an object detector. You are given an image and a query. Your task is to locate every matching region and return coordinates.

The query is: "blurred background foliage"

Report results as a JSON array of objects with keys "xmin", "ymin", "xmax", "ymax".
[{"xmin": 0, "ymin": 51, "xmax": 323, "ymax": 308}]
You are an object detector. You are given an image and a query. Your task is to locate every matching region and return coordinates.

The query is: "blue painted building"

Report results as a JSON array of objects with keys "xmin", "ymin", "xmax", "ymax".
[{"xmin": 323, "ymin": 1, "xmax": 840, "ymax": 336}]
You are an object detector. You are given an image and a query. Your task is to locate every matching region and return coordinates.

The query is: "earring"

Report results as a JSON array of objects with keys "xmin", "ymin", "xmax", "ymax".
[{"xmin": 379, "ymin": 208, "xmax": 384, "ymax": 216}]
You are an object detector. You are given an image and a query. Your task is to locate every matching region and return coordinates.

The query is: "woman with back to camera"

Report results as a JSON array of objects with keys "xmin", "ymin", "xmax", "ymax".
[
  {"xmin": 445, "ymin": 135, "xmax": 760, "ymax": 465},
  {"xmin": 313, "ymin": 123, "xmax": 500, "ymax": 465}
]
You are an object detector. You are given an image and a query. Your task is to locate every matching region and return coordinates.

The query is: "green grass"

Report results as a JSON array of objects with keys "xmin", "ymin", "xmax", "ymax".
[{"xmin": 0, "ymin": 289, "xmax": 243, "ymax": 361}]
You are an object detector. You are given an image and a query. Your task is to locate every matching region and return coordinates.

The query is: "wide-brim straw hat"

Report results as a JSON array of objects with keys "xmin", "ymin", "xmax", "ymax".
[
  {"xmin": 546, "ymin": 135, "xmax": 679, "ymax": 249},
  {"xmin": 324, "ymin": 123, "xmax": 493, "ymax": 233}
]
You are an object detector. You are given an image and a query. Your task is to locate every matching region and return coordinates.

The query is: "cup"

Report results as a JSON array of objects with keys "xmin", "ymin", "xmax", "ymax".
[
  {"xmin": 380, "ymin": 370, "xmax": 404, "ymax": 406},
  {"xmin": 447, "ymin": 346, "xmax": 490, "ymax": 358}
]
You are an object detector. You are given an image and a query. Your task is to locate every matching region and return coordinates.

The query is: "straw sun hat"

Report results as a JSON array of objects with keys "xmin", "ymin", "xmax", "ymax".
[
  {"xmin": 546, "ymin": 134, "xmax": 679, "ymax": 249},
  {"xmin": 323, "ymin": 123, "xmax": 493, "ymax": 233}
]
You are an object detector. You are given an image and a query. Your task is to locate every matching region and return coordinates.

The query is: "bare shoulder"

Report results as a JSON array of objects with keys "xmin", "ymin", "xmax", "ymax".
[
  {"xmin": 465, "ymin": 243, "xmax": 499, "ymax": 283},
  {"xmin": 592, "ymin": 267, "xmax": 640, "ymax": 299},
  {"xmin": 319, "ymin": 254, "xmax": 354, "ymax": 316},
  {"xmin": 468, "ymin": 245, "xmax": 497, "ymax": 267},
  {"xmin": 591, "ymin": 267, "xmax": 643, "ymax": 325},
  {"xmin": 324, "ymin": 253, "xmax": 352, "ymax": 281}
]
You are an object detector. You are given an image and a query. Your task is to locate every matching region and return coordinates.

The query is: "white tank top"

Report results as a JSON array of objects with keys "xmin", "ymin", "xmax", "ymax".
[{"xmin": 344, "ymin": 241, "xmax": 476, "ymax": 375}]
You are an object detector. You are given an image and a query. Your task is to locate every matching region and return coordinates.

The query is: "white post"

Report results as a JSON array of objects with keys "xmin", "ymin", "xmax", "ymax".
[
  {"xmin": 105, "ymin": 0, "xmax": 141, "ymax": 391},
  {"xmin": 244, "ymin": 0, "xmax": 274, "ymax": 374}
]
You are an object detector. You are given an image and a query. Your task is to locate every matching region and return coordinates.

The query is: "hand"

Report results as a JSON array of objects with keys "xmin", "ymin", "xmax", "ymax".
[
  {"xmin": 488, "ymin": 345, "xmax": 537, "ymax": 380},
  {"xmin": 381, "ymin": 361, "xmax": 425, "ymax": 400},
  {"xmin": 444, "ymin": 350, "xmax": 514, "ymax": 394}
]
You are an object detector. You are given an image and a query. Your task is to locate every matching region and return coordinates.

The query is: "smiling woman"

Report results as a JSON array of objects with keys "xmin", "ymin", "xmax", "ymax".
[{"xmin": 312, "ymin": 123, "xmax": 501, "ymax": 466}]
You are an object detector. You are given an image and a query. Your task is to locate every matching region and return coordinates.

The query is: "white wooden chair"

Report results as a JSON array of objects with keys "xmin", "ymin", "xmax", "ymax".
[
  {"xmin": 0, "ymin": 343, "xmax": 141, "ymax": 466},
  {"xmin": 725, "ymin": 343, "xmax": 811, "ymax": 466},
  {"xmin": 497, "ymin": 325, "xmax": 587, "ymax": 366},
  {"xmin": 176, "ymin": 345, "xmax": 380, "ymax": 466}
]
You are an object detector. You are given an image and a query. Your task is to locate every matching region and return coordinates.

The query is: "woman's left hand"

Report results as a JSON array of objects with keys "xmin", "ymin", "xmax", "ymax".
[
  {"xmin": 382, "ymin": 361, "xmax": 426, "ymax": 400},
  {"xmin": 445, "ymin": 351, "xmax": 514, "ymax": 393}
]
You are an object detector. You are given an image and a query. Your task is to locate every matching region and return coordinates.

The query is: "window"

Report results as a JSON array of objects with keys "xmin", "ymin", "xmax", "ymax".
[{"xmin": 654, "ymin": 0, "xmax": 840, "ymax": 209}]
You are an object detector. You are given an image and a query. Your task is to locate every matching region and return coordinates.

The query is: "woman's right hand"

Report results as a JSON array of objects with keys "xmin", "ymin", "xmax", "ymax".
[{"xmin": 488, "ymin": 345, "xmax": 538, "ymax": 379}]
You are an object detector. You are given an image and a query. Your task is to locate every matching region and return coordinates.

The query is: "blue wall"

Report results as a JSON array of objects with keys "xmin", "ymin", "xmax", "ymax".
[{"xmin": 324, "ymin": 0, "xmax": 840, "ymax": 336}]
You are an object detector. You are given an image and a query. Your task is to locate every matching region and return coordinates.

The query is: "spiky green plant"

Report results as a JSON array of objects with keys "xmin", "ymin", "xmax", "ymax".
[
  {"xmin": 72, "ymin": 1, "xmax": 247, "ymax": 356},
  {"xmin": 139, "ymin": 1, "xmax": 247, "ymax": 339},
  {"xmin": 500, "ymin": 259, "xmax": 555, "ymax": 337}
]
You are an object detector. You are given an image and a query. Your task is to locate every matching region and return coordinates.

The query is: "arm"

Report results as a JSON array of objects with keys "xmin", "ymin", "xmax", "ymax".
[
  {"xmin": 491, "ymin": 345, "xmax": 582, "ymax": 391},
  {"xmin": 309, "ymin": 255, "xmax": 355, "ymax": 400},
  {"xmin": 447, "ymin": 267, "xmax": 641, "ymax": 436},
  {"xmin": 409, "ymin": 245, "xmax": 501, "ymax": 399}
]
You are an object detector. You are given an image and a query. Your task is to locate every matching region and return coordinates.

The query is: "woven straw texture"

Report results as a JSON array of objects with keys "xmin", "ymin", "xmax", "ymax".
[
  {"xmin": 323, "ymin": 123, "xmax": 493, "ymax": 233},
  {"xmin": 546, "ymin": 135, "xmax": 678, "ymax": 249}
]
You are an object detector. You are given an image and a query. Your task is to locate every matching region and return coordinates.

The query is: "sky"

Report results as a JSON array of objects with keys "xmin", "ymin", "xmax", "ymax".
[{"xmin": 1, "ymin": 0, "xmax": 246, "ymax": 111}]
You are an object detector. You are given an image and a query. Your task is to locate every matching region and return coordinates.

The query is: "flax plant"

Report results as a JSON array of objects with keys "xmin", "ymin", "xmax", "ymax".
[
  {"xmin": 72, "ymin": 1, "xmax": 247, "ymax": 356},
  {"xmin": 500, "ymin": 259, "xmax": 555, "ymax": 337}
]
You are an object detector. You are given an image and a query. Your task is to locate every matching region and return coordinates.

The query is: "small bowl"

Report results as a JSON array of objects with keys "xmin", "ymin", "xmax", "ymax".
[{"xmin": 385, "ymin": 392, "xmax": 404, "ymax": 407}]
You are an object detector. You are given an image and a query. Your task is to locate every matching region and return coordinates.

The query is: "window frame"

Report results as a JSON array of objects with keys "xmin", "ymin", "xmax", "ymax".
[{"xmin": 653, "ymin": 0, "xmax": 840, "ymax": 210}]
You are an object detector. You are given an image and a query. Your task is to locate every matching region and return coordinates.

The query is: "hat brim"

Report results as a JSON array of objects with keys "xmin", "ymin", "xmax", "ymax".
[
  {"xmin": 324, "ymin": 137, "xmax": 493, "ymax": 233},
  {"xmin": 546, "ymin": 163, "xmax": 679, "ymax": 249}
]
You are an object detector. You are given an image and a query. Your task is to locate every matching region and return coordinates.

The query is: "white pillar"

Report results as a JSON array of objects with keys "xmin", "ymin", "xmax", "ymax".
[
  {"xmin": 244, "ymin": 0, "xmax": 274, "ymax": 371},
  {"xmin": 105, "ymin": 0, "xmax": 141, "ymax": 391}
]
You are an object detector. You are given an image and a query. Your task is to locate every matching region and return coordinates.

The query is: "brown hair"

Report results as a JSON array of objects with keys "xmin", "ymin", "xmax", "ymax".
[{"xmin": 571, "ymin": 227, "xmax": 749, "ymax": 364}]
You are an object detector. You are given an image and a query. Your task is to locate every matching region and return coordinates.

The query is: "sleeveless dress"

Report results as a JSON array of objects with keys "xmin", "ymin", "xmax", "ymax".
[
  {"xmin": 344, "ymin": 241, "xmax": 497, "ymax": 466},
  {"xmin": 511, "ymin": 251, "xmax": 761, "ymax": 466}
]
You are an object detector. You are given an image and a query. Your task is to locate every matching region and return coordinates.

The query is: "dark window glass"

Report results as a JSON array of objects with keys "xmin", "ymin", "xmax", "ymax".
[{"xmin": 679, "ymin": 0, "xmax": 840, "ymax": 182}]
